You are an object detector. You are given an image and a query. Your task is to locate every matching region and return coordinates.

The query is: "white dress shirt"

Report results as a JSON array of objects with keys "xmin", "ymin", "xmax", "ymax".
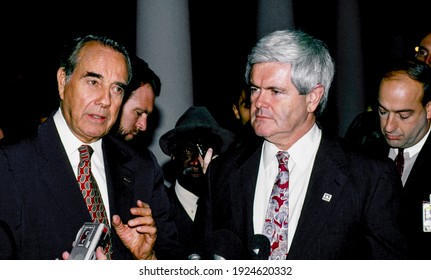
[
  {"xmin": 53, "ymin": 108, "xmax": 111, "ymax": 223},
  {"xmin": 174, "ymin": 180, "xmax": 199, "ymax": 221},
  {"xmin": 388, "ymin": 126, "xmax": 431, "ymax": 186},
  {"xmin": 253, "ymin": 123, "xmax": 322, "ymax": 252}
]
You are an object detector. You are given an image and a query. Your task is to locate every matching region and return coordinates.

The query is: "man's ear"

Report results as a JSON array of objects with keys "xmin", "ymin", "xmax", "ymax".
[
  {"xmin": 232, "ymin": 104, "xmax": 241, "ymax": 120},
  {"xmin": 306, "ymin": 84, "xmax": 324, "ymax": 113},
  {"xmin": 57, "ymin": 67, "xmax": 67, "ymax": 100},
  {"xmin": 426, "ymin": 101, "xmax": 431, "ymax": 119}
]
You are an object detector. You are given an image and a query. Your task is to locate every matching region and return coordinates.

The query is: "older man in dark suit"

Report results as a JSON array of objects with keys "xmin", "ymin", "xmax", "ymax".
[
  {"xmin": 0, "ymin": 35, "xmax": 180, "ymax": 260},
  {"xmin": 203, "ymin": 29, "xmax": 408, "ymax": 260}
]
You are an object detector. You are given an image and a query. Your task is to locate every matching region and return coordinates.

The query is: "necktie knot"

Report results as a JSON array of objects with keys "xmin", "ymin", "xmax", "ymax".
[
  {"xmin": 79, "ymin": 145, "xmax": 93, "ymax": 161},
  {"xmin": 276, "ymin": 151, "xmax": 289, "ymax": 165},
  {"xmin": 276, "ymin": 151, "xmax": 289, "ymax": 173}
]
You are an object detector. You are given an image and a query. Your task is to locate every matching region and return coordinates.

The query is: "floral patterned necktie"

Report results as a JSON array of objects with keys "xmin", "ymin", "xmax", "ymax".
[{"xmin": 263, "ymin": 151, "xmax": 289, "ymax": 260}]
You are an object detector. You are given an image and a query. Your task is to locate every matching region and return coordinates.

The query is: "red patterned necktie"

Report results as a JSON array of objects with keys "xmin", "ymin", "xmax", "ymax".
[
  {"xmin": 263, "ymin": 151, "xmax": 289, "ymax": 260},
  {"xmin": 77, "ymin": 145, "xmax": 112, "ymax": 259},
  {"xmin": 394, "ymin": 148, "xmax": 404, "ymax": 176}
]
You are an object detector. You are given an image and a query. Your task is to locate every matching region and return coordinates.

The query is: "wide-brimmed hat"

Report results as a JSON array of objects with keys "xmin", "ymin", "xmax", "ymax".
[{"xmin": 159, "ymin": 106, "xmax": 235, "ymax": 156}]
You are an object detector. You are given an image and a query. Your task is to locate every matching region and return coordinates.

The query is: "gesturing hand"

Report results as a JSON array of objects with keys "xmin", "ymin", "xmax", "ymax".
[
  {"xmin": 199, "ymin": 147, "xmax": 217, "ymax": 174},
  {"xmin": 112, "ymin": 200, "xmax": 157, "ymax": 260}
]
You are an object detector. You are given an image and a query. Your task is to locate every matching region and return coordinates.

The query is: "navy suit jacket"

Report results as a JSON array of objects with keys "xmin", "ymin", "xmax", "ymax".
[
  {"xmin": 0, "ymin": 116, "xmax": 181, "ymax": 259},
  {"xmin": 348, "ymin": 128, "xmax": 431, "ymax": 259},
  {"xmin": 391, "ymin": 133, "xmax": 431, "ymax": 259},
  {"xmin": 204, "ymin": 134, "xmax": 408, "ymax": 259}
]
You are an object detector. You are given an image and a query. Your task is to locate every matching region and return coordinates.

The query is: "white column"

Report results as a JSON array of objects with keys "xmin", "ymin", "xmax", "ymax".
[
  {"xmin": 335, "ymin": 0, "xmax": 365, "ymax": 136},
  {"xmin": 135, "ymin": 0, "xmax": 194, "ymax": 166}
]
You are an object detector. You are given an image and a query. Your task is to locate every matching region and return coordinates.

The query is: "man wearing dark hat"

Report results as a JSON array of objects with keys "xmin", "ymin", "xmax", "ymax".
[{"xmin": 159, "ymin": 106, "xmax": 235, "ymax": 259}]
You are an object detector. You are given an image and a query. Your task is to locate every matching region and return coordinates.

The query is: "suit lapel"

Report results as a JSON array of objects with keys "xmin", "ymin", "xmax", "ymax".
[
  {"xmin": 404, "ymin": 133, "xmax": 431, "ymax": 189},
  {"xmin": 36, "ymin": 118, "xmax": 91, "ymax": 225},
  {"xmin": 226, "ymin": 143, "xmax": 263, "ymax": 245},
  {"xmin": 102, "ymin": 136, "xmax": 136, "ymax": 222},
  {"xmin": 240, "ymin": 146, "xmax": 263, "ymax": 234},
  {"xmin": 288, "ymin": 136, "xmax": 349, "ymax": 255}
]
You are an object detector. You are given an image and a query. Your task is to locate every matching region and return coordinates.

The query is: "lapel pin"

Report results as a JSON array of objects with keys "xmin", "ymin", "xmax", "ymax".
[{"xmin": 322, "ymin": 193, "xmax": 332, "ymax": 202}]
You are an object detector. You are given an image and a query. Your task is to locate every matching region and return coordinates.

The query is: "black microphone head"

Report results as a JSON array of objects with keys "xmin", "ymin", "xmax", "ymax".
[
  {"xmin": 211, "ymin": 229, "xmax": 242, "ymax": 260},
  {"xmin": 250, "ymin": 234, "xmax": 270, "ymax": 260}
]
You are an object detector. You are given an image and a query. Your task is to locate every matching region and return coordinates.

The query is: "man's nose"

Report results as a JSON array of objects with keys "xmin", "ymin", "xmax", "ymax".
[{"xmin": 136, "ymin": 117, "xmax": 148, "ymax": 131}]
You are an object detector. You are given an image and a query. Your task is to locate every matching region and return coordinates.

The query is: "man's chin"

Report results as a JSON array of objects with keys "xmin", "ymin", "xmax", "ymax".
[{"xmin": 124, "ymin": 134, "xmax": 134, "ymax": 141}]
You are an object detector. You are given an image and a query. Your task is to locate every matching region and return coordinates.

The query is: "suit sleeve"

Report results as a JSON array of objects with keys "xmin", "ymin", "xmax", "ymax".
[{"xmin": 0, "ymin": 148, "xmax": 20, "ymax": 259}]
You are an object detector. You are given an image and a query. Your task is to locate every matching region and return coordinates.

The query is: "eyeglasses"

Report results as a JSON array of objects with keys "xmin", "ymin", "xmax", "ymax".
[{"xmin": 415, "ymin": 46, "xmax": 429, "ymax": 59}]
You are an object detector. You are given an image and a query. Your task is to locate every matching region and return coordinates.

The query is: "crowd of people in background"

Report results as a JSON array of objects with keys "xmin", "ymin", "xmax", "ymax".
[{"xmin": 0, "ymin": 29, "xmax": 430, "ymax": 260}]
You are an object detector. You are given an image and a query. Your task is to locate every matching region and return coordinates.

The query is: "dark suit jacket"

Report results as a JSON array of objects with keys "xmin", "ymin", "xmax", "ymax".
[
  {"xmin": 165, "ymin": 185, "xmax": 203, "ymax": 259},
  {"xmin": 396, "ymin": 133, "xmax": 431, "ymax": 259},
  {"xmin": 204, "ymin": 134, "xmax": 408, "ymax": 259},
  {"xmin": 0, "ymin": 116, "xmax": 181, "ymax": 259},
  {"xmin": 346, "ymin": 126, "xmax": 431, "ymax": 259}
]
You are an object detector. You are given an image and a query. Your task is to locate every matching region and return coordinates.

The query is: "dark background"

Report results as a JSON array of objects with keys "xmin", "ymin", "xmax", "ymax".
[{"xmin": 1, "ymin": 0, "xmax": 430, "ymax": 140}]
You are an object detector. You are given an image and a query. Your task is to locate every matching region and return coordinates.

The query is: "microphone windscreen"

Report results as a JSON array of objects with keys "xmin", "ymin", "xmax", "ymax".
[
  {"xmin": 212, "ymin": 229, "xmax": 242, "ymax": 260},
  {"xmin": 187, "ymin": 253, "xmax": 202, "ymax": 260},
  {"xmin": 250, "ymin": 234, "xmax": 270, "ymax": 260}
]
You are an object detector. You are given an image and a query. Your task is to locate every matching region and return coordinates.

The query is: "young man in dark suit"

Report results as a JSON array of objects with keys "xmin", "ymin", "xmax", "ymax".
[
  {"xmin": 376, "ymin": 59, "xmax": 431, "ymax": 259},
  {"xmin": 114, "ymin": 55, "xmax": 161, "ymax": 142},
  {"xmin": 203, "ymin": 29, "xmax": 408, "ymax": 260}
]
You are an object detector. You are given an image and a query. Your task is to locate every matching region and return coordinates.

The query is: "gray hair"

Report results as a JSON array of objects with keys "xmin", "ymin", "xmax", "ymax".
[{"xmin": 245, "ymin": 29, "xmax": 335, "ymax": 115}]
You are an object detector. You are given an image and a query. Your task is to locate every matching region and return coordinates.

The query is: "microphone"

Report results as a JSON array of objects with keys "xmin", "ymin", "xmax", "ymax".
[
  {"xmin": 187, "ymin": 253, "xmax": 202, "ymax": 260},
  {"xmin": 249, "ymin": 234, "xmax": 270, "ymax": 260},
  {"xmin": 211, "ymin": 229, "xmax": 242, "ymax": 260}
]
